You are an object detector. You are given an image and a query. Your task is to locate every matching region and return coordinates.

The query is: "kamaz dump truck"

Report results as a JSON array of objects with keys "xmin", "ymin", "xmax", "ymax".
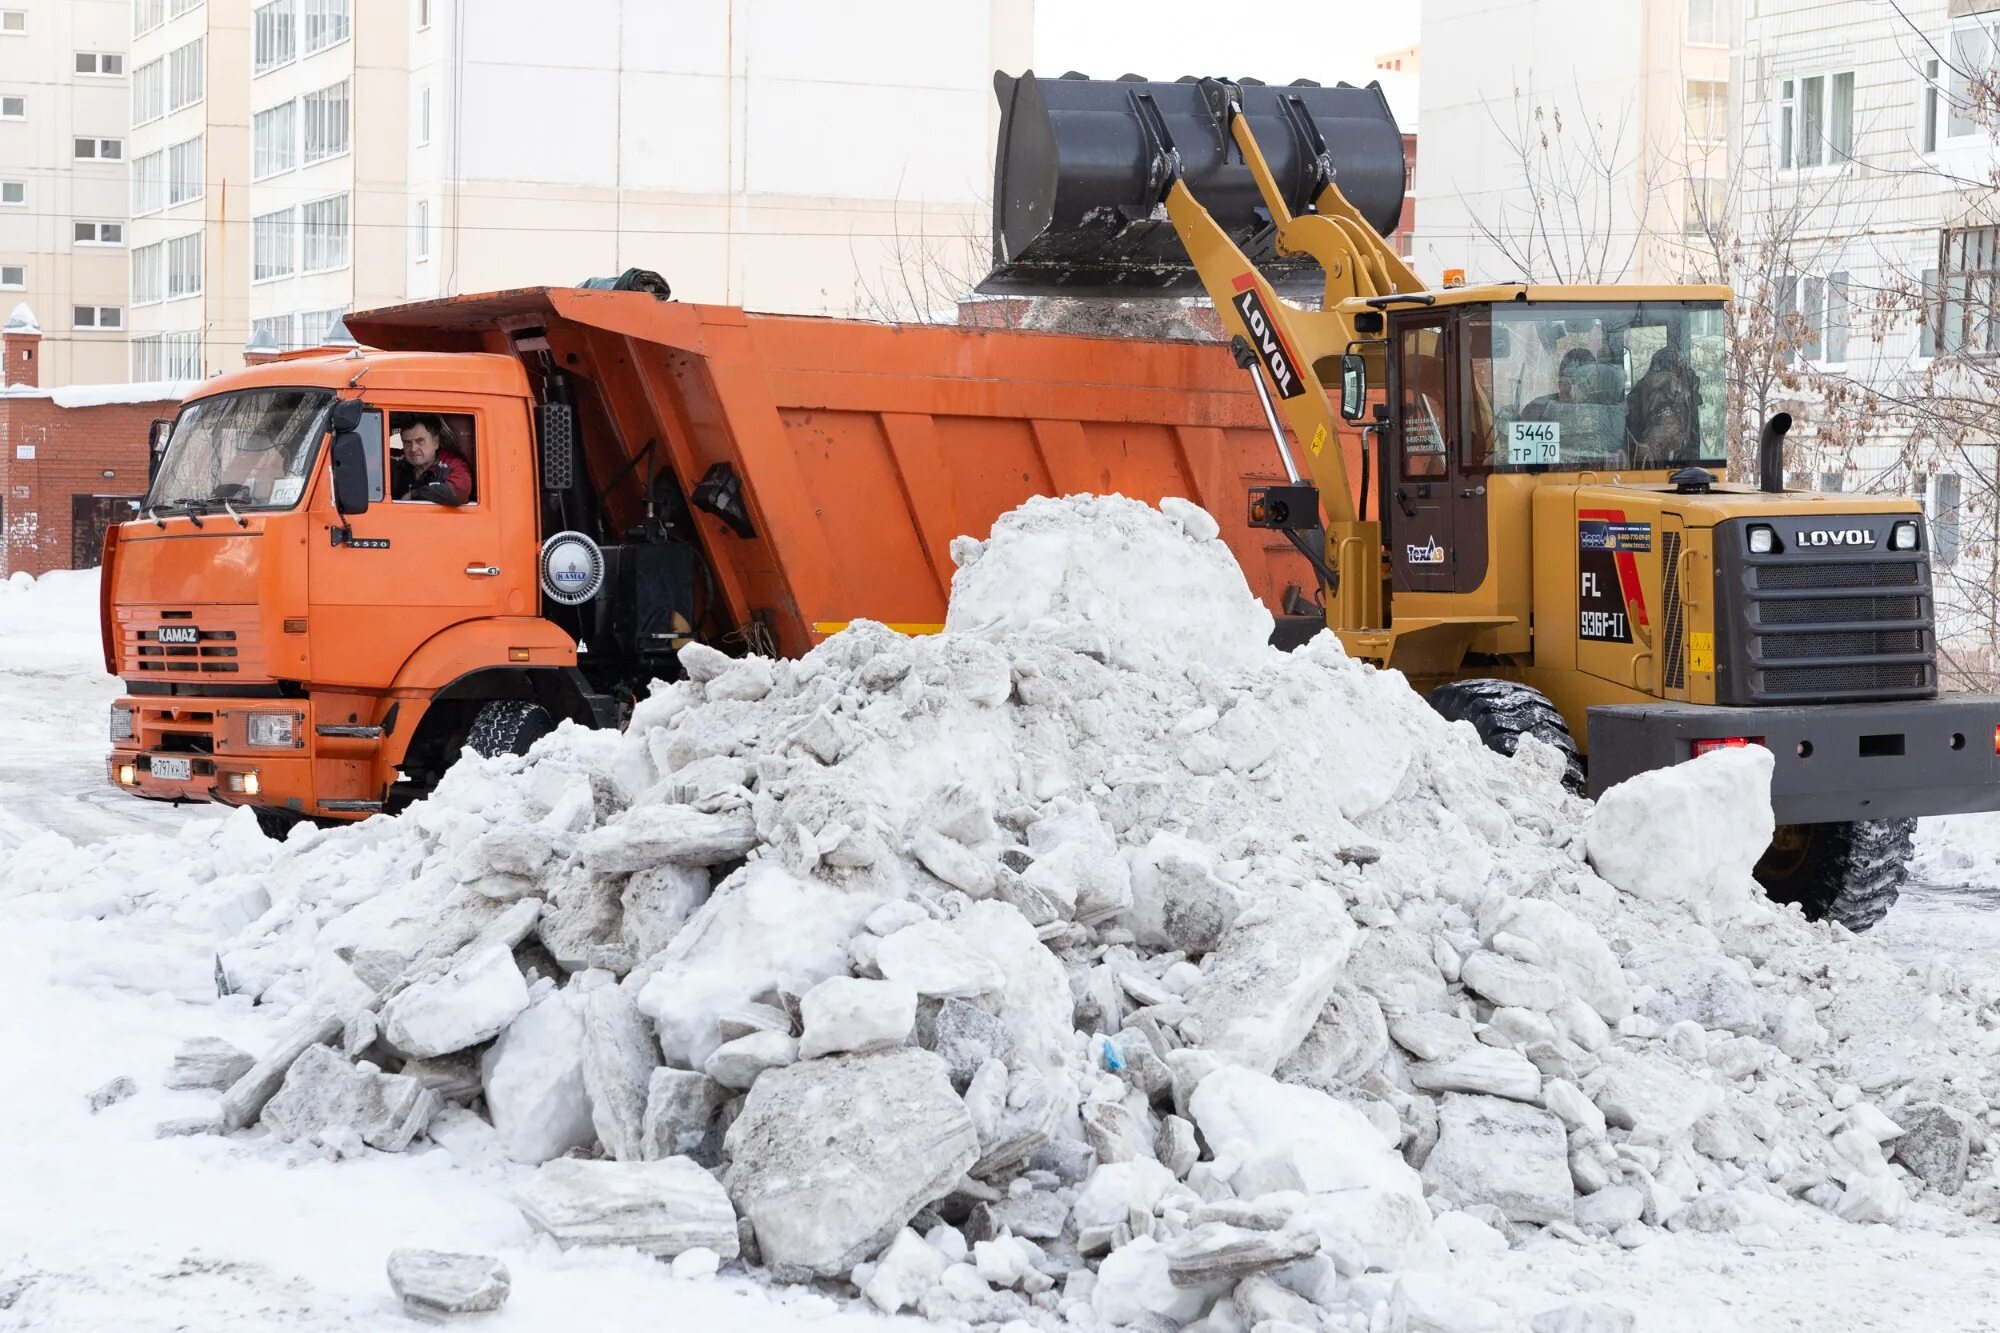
[{"xmin": 104, "ymin": 72, "xmax": 2000, "ymax": 930}]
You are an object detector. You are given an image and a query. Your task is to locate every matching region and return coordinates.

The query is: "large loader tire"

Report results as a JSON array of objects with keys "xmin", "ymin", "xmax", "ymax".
[
  {"xmin": 465, "ymin": 700, "xmax": 555, "ymax": 760},
  {"xmin": 1425, "ymin": 678, "xmax": 1586, "ymax": 794},
  {"xmin": 1753, "ymin": 819, "xmax": 1914, "ymax": 933}
]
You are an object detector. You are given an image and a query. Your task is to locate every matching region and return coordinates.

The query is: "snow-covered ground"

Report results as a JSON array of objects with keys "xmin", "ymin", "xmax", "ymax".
[{"xmin": 5, "ymin": 553, "xmax": 2000, "ymax": 1332}]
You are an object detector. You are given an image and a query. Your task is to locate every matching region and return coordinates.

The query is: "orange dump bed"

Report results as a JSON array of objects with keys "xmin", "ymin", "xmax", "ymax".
[{"xmin": 349, "ymin": 290, "xmax": 1328, "ymax": 657}]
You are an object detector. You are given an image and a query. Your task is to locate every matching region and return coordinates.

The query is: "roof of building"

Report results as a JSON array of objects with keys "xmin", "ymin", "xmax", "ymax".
[{"xmin": 3, "ymin": 303, "xmax": 39, "ymax": 335}]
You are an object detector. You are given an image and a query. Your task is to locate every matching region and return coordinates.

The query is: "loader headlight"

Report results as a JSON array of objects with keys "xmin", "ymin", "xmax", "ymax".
[
  {"xmin": 1891, "ymin": 520, "xmax": 1920, "ymax": 551},
  {"xmin": 1748, "ymin": 524, "xmax": 1777, "ymax": 555},
  {"xmin": 246, "ymin": 713, "xmax": 295, "ymax": 748},
  {"xmin": 109, "ymin": 704, "xmax": 134, "ymax": 743}
]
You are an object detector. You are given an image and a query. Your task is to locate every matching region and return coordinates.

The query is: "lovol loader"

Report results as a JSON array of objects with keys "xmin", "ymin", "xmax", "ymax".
[
  {"xmin": 98, "ymin": 71, "xmax": 1999, "ymax": 932},
  {"xmin": 981, "ymin": 70, "xmax": 2000, "ymax": 928}
]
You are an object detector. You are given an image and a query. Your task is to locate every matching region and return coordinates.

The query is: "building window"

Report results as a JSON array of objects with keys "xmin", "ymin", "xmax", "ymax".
[
  {"xmin": 1947, "ymin": 14, "xmax": 2000, "ymax": 142},
  {"xmin": 303, "ymin": 79, "xmax": 350, "ymax": 162},
  {"xmin": 254, "ymin": 0, "xmax": 296, "ymax": 74},
  {"xmin": 0, "ymin": 266, "xmax": 22, "ymax": 289},
  {"xmin": 302, "ymin": 194, "xmax": 350, "ymax": 272},
  {"xmin": 75, "ymin": 52, "xmax": 125, "ymax": 75},
  {"xmin": 132, "ymin": 58, "xmax": 164, "ymax": 124},
  {"xmin": 132, "ymin": 151, "xmax": 164, "ymax": 215},
  {"xmin": 133, "ymin": 0, "xmax": 165, "ymax": 35},
  {"xmin": 1687, "ymin": 0, "xmax": 1727, "ymax": 44},
  {"xmin": 1687, "ymin": 80, "xmax": 1727, "ymax": 143},
  {"xmin": 413, "ymin": 199, "xmax": 430, "ymax": 261},
  {"xmin": 254, "ymin": 100, "xmax": 296, "ymax": 178},
  {"xmin": 1937, "ymin": 225, "xmax": 2000, "ymax": 355},
  {"xmin": 1779, "ymin": 72, "xmax": 1854, "ymax": 169},
  {"xmin": 75, "ymin": 137, "xmax": 125, "ymax": 161},
  {"xmin": 1778, "ymin": 270, "xmax": 1849, "ymax": 362},
  {"xmin": 74, "ymin": 306, "xmax": 124, "ymax": 330},
  {"xmin": 298, "ymin": 306, "xmax": 347, "ymax": 346},
  {"xmin": 167, "ymin": 37, "xmax": 204, "ymax": 113},
  {"xmin": 133, "ymin": 331, "xmax": 201, "ymax": 381},
  {"xmin": 167, "ymin": 231, "xmax": 203, "ymax": 299},
  {"xmin": 417, "ymin": 86, "xmax": 430, "ymax": 146},
  {"xmin": 0, "ymin": 181, "xmax": 23, "ymax": 206},
  {"xmin": 254, "ymin": 207, "xmax": 296, "ymax": 281},
  {"xmin": 0, "ymin": 95, "xmax": 24, "ymax": 120},
  {"xmin": 304, "ymin": 0, "xmax": 350, "ymax": 53},
  {"xmin": 1684, "ymin": 177, "xmax": 1724, "ymax": 236},
  {"xmin": 133, "ymin": 243, "xmax": 164, "ymax": 304},
  {"xmin": 1818, "ymin": 470, "xmax": 1845, "ymax": 493},
  {"xmin": 168, "ymin": 136, "xmax": 203, "ymax": 205},
  {"xmin": 251, "ymin": 313, "xmax": 295, "ymax": 350},
  {"xmin": 0, "ymin": 11, "xmax": 23, "ymax": 34},
  {"xmin": 75, "ymin": 221, "xmax": 126, "ymax": 247},
  {"xmin": 170, "ymin": 0, "xmax": 204, "ymax": 15}
]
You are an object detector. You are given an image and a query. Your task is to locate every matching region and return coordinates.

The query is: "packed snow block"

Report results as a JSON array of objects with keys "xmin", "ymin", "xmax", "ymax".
[
  {"xmin": 399, "ymin": 1055, "xmax": 483, "ymax": 1106},
  {"xmin": 165, "ymin": 1037, "xmax": 255, "ymax": 1092},
  {"xmin": 1185, "ymin": 885, "xmax": 1356, "ymax": 1075},
  {"xmin": 480, "ymin": 990, "xmax": 596, "ymax": 1165},
  {"xmin": 385, "ymin": 1249, "xmax": 511, "ymax": 1323},
  {"xmin": 1022, "ymin": 802, "xmax": 1131, "ymax": 925},
  {"xmin": 1458, "ymin": 950, "xmax": 1565, "ymax": 1012},
  {"xmin": 581, "ymin": 984, "xmax": 661, "ymax": 1161},
  {"xmin": 863, "ymin": 1228, "xmax": 951, "ymax": 1315},
  {"xmin": 1584, "ymin": 747, "xmax": 1775, "ymax": 915},
  {"xmin": 577, "ymin": 805, "xmax": 758, "ymax": 874},
  {"xmin": 1123, "ymin": 831, "xmax": 1243, "ymax": 954},
  {"xmin": 1486, "ymin": 899, "xmax": 1631, "ymax": 1023},
  {"xmin": 218, "ymin": 1007, "xmax": 345, "ymax": 1132},
  {"xmin": 1593, "ymin": 1052, "xmax": 1721, "ymax": 1137},
  {"xmin": 703, "ymin": 1030, "xmax": 799, "ymax": 1090},
  {"xmin": 636, "ymin": 861, "xmax": 880, "ymax": 1070},
  {"xmin": 382, "ymin": 945, "xmax": 531, "ymax": 1059},
  {"xmin": 641, "ymin": 1068, "xmax": 731, "ymax": 1165},
  {"xmin": 516, "ymin": 1156, "xmax": 741, "ymax": 1259},
  {"xmin": 723, "ymin": 1048, "xmax": 978, "ymax": 1279},
  {"xmin": 536, "ymin": 871, "xmax": 624, "ymax": 972},
  {"xmin": 1163, "ymin": 1222, "xmax": 1319, "ymax": 1286},
  {"xmin": 1190, "ymin": 1066, "xmax": 1432, "ymax": 1274},
  {"xmin": 1893, "ymin": 1104, "xmax": 1972, "ymax": 1195},
  {"xmin": 798, "ymin": 976, "xmax": 917, "ymax": 1059},
  {"xmin": 943, "ymin": 495, "xmax": 1275, "ymax": 675},
  {"xmin": 874, "ymin": 919, "xmax": 1005, "ymax": 999},
  {"xmin": 1346, "ymin": 927, "xmax": 1451, "ymax": 1017},
  {"xmin": 1408, "ymin": 1045, "xmax": 1542, "ymax": 1102},
  {"xmin": 944, "ymin": 901, "xmax": 1075, "ymax": 1078},
  {"xmin": 1531, "ymin": 1303, "xmax": 1637, "ymax": 1333},
  {"xmin": 617, "ymin": 864, "xmax": 710, "ymax": 964},
  {"xmin": 1274, "ymin": 988, "xmax": 1390, "ymax": 1093},
  {"xmin": 1421, "ymin": 1094, "xmax": 1574, "ymax": 1225},
  {"xmin": 1623, "ymin": 944, "xmax": 1762, "ymax": 1037},
  {"xmin": 462, "ymin": 825, "xmax": 563, "ymax": 899},
  {"xmin": 1091, "ymin": 1235, "xmax": 1215, "ymax": 1326},
  {"xmin": 921, "ymin": 997, "xmax": 1016, "ymax": 1089},
  {"xmin": 260, "ymin": 1045, "xmax": 439, "ymax": 1153},
  {"xmin": 87, "ymin": 1076, "xmax": 137, "ymax": 1113}
]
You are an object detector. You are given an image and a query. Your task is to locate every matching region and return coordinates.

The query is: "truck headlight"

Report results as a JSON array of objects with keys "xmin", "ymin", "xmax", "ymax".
[
  {"xmin": 1891, "ymin": 520, "xmax": 1920, "ymax": 551},
  {"xmin": 1748, "ymin": 524, "xmax": 1776, "ymax": 554},
  {"xmin": 246, "ymin": 713, "xmax": 295, "ymax": 748},
  {"xmin": 109, "ymin": 704, "xmax": 134, "ymax": 743}
]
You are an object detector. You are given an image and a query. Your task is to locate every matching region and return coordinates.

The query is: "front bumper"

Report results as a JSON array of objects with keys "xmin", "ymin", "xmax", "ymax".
[
  {"xmin": 1588, "ymin": 695, "xmax": 2000, "ymax": 825},
  {"xmin": 107, "ymin": 695, "xmax": 314, "ymax": 813}
]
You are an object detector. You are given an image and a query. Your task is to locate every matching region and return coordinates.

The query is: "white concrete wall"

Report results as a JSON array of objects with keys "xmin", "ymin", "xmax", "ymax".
[{"xmin": 0, "ymin": 0, "xmax": 131, "ymax": 385}]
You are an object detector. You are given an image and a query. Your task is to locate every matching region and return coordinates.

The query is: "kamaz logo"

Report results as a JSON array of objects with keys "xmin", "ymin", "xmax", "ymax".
[
  {"xmin": 156, "ymin": 625, "xmax": 199, "ymax": 644},
  {"xmin": 1793, "ymin": 528, "xmax": 1876, "ymax": 547},
  {"xmin": 1231, "ymin": 280, "xmax": 1304, "ymax": 399}
]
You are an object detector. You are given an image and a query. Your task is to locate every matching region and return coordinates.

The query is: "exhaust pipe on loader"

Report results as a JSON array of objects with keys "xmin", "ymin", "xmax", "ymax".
[
  {"xmin": 980, "ymin": 72, "xmax": 1408, "ymax": 297},
  {"xmin": 1759, "ymin": 412, "xmax": 1791, "ymax": 493}
]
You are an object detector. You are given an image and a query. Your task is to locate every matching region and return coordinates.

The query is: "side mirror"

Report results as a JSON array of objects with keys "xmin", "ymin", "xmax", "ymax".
[
  {"xmin": 147, "ymin": 418, "xmax": 173, "ymax": 484},
  {"xmin": 1339, "ymin": 354, "xmax": 1367, "ymax": 422},
  {"xmin": 330, "ymin": 431, "xmax": 371, "ymax": 516},
  {"xmin": 328, "ymin": 398, "xmax": 366, "ymax": 433}
]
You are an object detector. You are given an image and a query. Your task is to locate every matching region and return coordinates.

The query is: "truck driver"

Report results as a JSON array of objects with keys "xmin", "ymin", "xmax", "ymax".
[{"xmin": 391, "ymin": 414, "xmax": 473, "ymax": 505}]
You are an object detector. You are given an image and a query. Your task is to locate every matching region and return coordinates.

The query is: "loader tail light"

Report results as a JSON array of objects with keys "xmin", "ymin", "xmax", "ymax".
[
  {"xmin": 1993, "ymin": 724, "xmax": 1999, "ymax": 756},
  {"xmin": 1692, "ymin": 736, "xmax": 1765, "ymax": 757}
]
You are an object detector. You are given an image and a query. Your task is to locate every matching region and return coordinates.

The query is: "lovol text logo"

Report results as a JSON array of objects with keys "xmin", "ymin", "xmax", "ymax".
[
  {"xmin": 1405, "ymin": 536, "xmax": 1446, "ymax": 565},
  {"xmin": 1793, "ymin": 527, "xmax": 1877, "ymax": 547},
  {"xmin": 1230, "ymin": 274, "xmax": 1305, "ymax": 399}
]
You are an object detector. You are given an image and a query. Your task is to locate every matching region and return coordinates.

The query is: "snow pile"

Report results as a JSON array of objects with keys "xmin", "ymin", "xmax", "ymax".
[{"xmin": 18, "ymin": 495, "xmax": 2000, "ymax": 1331}]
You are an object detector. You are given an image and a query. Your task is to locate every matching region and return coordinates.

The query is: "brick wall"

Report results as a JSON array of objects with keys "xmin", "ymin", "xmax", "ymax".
[{"xmin": 0, "ymin": 396, "xmax": 177, "ymax": 578}]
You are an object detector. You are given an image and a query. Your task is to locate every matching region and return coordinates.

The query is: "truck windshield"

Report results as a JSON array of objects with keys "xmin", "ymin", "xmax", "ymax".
[
  {"xmin": 147, "ymin": 388, "xmax": 335, "ymax": 513},
  {"xmin": 1467, "ymin": 302, "xmax": 1727, "ymax": 473}
]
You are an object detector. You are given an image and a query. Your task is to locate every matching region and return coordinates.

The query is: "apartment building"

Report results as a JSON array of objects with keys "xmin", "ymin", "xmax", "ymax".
[
  {"xmin": 1410, "ymin": 0, "xmax": 1732, "ymax": 286},
  {"xmin": 0, "ymin": 0, "xmax": 132, "ymax": 386}
]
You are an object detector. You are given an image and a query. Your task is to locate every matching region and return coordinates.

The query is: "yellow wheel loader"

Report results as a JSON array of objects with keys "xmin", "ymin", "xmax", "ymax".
[{"xmin": 983, "ymin": 72, "xmax": 1999, "ymax": 929}]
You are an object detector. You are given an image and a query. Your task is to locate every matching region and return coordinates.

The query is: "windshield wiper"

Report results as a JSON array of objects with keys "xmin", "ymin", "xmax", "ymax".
[{"xmin": 158, "ymin": 499, "xmax": 208, "ymax": 528}]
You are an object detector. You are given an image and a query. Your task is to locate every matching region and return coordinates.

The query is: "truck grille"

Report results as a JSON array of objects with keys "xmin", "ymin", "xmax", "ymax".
[
  {"xmin": 117, "ymin": 607, "xmax": 265, "ymax": 680},
  {"xmin": 1738, "ymin": 548, "xmax": 1933, "ymax": 702}
]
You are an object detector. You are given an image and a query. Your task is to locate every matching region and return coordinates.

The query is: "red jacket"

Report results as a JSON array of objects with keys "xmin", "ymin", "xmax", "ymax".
[{"xmin": 403, "ymin": 449, "xmax": 472, "ymax": 504}]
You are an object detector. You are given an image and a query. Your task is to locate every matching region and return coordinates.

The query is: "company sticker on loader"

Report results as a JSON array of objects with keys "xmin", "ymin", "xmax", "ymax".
[
  {"xmin": 1577, "ymin": 513, "xmax": 1652, "ymax": 644},
  {"xmin": 1229, "ymin": 274, "xmax": 1306, "ymax": 399},
  {"xmin": 1506, "ymin": 420, "xmax": 1561, "ymax": 466}
]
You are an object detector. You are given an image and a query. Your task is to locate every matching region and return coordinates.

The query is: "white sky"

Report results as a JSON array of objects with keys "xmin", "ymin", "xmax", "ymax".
[{"xmin": 1033, "ymin": 0, "xmax": 1421, "ymax": 92}]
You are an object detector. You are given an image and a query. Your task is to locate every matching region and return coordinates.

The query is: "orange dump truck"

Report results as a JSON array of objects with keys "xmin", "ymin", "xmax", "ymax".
[{"xmin": 102, "ymin": 286, "xmax": 1323, "ymax": 835}]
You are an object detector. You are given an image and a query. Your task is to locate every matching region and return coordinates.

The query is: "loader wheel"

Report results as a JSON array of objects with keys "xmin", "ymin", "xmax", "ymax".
[
  {"xmin": 1425, "ymin": 678, "xmax": 1586, "ymax": 794},
  {"xmin": 465, "ymin": 700, "xmax": 556, "ymax": 759},
  {"xmin": 1753, "ymin": 819, "xmax": 1914, "ymax": 933}
]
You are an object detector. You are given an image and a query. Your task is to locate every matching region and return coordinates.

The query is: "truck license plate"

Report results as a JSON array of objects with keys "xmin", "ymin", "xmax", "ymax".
[{"xmin": 151, "ymin": 756, "xmax": 192, "ymax": 781}]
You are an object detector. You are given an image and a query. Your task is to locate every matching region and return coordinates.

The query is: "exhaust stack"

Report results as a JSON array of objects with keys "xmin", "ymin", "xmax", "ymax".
[{"xmin": 1759, "ymin": 413, "xmax": 1792, "ymax": 494}]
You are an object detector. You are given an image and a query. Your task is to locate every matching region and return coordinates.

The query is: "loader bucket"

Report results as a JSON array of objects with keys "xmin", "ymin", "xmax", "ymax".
[{"xmin": 980, "ymin": 71, "xmax": 1408, "ymax": 298}]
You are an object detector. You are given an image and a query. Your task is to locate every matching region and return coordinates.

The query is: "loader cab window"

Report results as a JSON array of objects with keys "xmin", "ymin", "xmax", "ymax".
[
  {"xmin": 1397, "ymin": 322, "xmax": 1450, "ymax": 479},
  {"xmin": 390, "ymin": 412, "xmax": 476, "ymax": 505},
  {"xmin": 1470, "ymin": 302, "xmax": 1728, "ymax": 472}
]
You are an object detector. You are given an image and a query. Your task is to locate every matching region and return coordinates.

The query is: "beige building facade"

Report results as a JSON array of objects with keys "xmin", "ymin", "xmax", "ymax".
[{"xmin": 0, "ymin": 0, "xmax": 134, "ymax": 385}]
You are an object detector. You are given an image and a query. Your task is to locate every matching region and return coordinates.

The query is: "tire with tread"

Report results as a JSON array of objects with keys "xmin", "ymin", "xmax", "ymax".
[
  {"xmin": 1425, "ymin": 678, "xmax": 1586, "ymax": 794},
  {"xmin": 465, "ymin": 699, "xmax": 556, "ymax": 759},
  {"xmin": 1753, "ymin": 819, "xmax": 1913, "ymax": 933},
  {"xmin": 252, "ymin": 806, "xmax": 302, "ymax": 842}
]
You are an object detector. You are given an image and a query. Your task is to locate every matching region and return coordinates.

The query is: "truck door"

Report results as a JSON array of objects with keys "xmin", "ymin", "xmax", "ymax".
[
  {"xmin": 1390, "ymin": 317, "xmax": 1456, "ymax": 593},
  {"xmin": 306, "ymin": 407, "xmax": 517, "ymax": 690}
]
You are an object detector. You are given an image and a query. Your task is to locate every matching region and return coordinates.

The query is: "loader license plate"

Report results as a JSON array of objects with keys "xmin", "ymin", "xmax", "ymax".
[
  {"xmin": 150, "ymin": 756, "xmax": 192, "ymax": 781},
  {"xmin": 1506, "ymin": 421, "xmax": 1561, "ymax": 465}
]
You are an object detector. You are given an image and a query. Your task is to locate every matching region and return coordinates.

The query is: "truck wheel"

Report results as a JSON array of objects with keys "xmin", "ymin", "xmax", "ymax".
[
  {"xmin": 1425, "ymin": 678, "xmax": 1585, "ymax": 794},
  {"xmin": 253, "ymin": 806, "xmax": 302, "ymax": 842},
  {"xmin": 465, "ymin": 700, "xmax": 556, "ymax": 759},
  {"xmin": 1753, "ymin": 819, "xmax": 1915, "ymax": 933}
]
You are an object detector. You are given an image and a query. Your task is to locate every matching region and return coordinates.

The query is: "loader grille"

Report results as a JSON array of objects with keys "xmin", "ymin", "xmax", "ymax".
[
  {"xmin": 1661, "ymin": 530, "xmax": 1686, "ymax": 691},
  {"xmin": 1724, "ymin": 522, "xmax": 1935, "ymax": 704}
]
